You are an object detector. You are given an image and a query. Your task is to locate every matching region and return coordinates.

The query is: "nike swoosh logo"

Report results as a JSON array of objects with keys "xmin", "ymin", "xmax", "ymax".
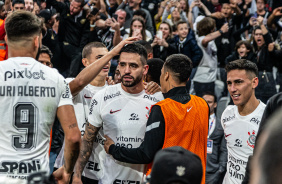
[
  {"xmin": 84, "ymin": 94, "xmax": 92, "ymax": 99},
  {"xmin": 187, "ymin": 106, "xmax": 193, "ymax": 112},
  {"xmin": 225, "ymin": 134, "xmax": 231, "ymax": 137},
  {"xmin": 110, "ymin": 109, "xmax": 121, "ymax": 114}
]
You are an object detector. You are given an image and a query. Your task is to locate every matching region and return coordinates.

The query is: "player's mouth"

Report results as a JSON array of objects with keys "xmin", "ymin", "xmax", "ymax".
[
  {"xmin": 123, "ymin": 75, "xmax": 133, "ymax": 81},
  {"xmin": 232, "ymin": 94, "xmax": 240, "ymax": 100},
  {"xmin": 257, "ymin": 39, "xmax": 262, "ymax": 45},
  {"xmin": 102, "ymin": 66, "xmax": 109, "ymax": 72}
]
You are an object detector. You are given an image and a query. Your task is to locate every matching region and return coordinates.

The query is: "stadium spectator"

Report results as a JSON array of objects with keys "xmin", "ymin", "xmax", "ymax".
[
  {"xmin": 46, "ymin": 0, "xmax": 90, "ymax": 77},
  {"xmin": 202, "ymin": 91, "xmax": 227, "ymax": 184},
  {"xmin": 117, "ymin": 0, "xmax": 154, "ymax": 35},
  {"xmin": 151, "ymin": 22, "xmax": 177, "ymax": 61},
  {"xmin": 193, "ymin": 17, "xmax": 228, "ymax": 96}
]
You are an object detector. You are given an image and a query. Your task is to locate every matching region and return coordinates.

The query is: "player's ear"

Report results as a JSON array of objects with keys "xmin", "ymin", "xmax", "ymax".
[
  {"xmin": 82, "ymin": 58, "xmax": 89, "ymax": 67},
  {"xmin": 252, "ymin": 77, "xmax": 259, "ymax": 89}
]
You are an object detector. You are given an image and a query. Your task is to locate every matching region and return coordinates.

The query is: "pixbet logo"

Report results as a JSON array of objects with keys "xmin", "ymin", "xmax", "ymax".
[{"xmin": 4, "ymin": 69, "xmax": 45, "ymax": 81}]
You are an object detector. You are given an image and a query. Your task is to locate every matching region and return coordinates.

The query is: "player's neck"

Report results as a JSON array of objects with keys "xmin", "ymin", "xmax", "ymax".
[
  {"xmin": 8, "ymin": 49, "xmax": 36, "ymax": 59},
  {"xmin": 90, "ymin": 76, "xmax": 106, "ymax": 87},
  {"xmin": 237, "ymin": 96, "xmax": 260, "ymax": 116},
  {"xmin": 121, "ymin": 81, "xmax": 144, "ymax": 94}
]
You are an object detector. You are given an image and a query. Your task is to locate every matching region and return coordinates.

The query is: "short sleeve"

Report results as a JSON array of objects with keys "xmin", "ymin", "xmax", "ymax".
[
  {"xmin": 58, "ymin": 76, "xmax": 73, "ymax": 107},
  {"xmin": 88, "ymin": 92, "xmax": 103, "ymax": 128}
]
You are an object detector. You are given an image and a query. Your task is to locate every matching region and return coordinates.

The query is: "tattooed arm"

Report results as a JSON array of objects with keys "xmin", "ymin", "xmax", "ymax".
[
  {"xmin": 53, "ymin": 105, "xmax": 81, "ymax": 184},
  {"xmin": 72, "ymin": 121, "xmax": 101, "ymax": 184}
]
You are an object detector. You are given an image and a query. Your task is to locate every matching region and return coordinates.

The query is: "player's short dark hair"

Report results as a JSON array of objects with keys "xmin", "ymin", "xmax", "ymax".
[
  {"xmin": 82, "ymin": 42, "xmax": 106, "ymax": 59},
  {"xmin": 147, "ymin": 58, "xmax": 164, "ymax": 85},
  {"xmin": 202, "ymin": 91, "xmax": 217, "ymax": 103},
  {"xmin": 12, "ymin": 0, "xmax": 25, "ymax": 6},
  {"xmin": 225, "ymin": 59, "xmax": 258, "ymax": 78},
  {"xmin": 40, "ymin": 45, "xmax": 53, "ymax": 59},
  {"xmin": 120, "ymin": 43, "xmax": 148, "ymax": 65},
  {"xmin": 176, "ymin": 20, "xmax": 188, "ymax": 30},
  {"xmin": 133, "ymin": 9, "xmax": 146, "ymax": 20},
  {"xmin": 135, "ymin": 40, "xmax": 153, "ymax": 55},
  {"xmin": 164, "ymin": 54, "xmax": 193, "ymax": 83},
  {"xmin": 197, "ymin": 17, "xmax": 216, "ymax": 37},
  {"xmin": 5, "ymin": 11, "xmax": 43, "ymax": 42}
]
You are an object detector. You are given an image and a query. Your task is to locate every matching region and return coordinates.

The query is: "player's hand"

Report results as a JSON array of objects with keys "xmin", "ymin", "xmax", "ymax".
[
  {"xmin": 109, "ymin": 37, "xmax": 138, "ymax": 56},
  {"xmin": 144, "ymin": 81, "xmax": 161, "ymax": 95},
  {"xmin": 53, "ymin": 166, "xmax": 72, "ymax": 184},
  {"xmin": 106, "ymin": 76, "xmax": 115, "ymax": 85},
  {"xmin": 268, "ymin": 42, "xmax": 275, "ymax": 52},
  {"xmin": 72, "ymin": 176, "xmax": 83, "ymax": 184},
  {"xmin": 104, "ymin": 135, "xmax": 115, "ymax": 154}
]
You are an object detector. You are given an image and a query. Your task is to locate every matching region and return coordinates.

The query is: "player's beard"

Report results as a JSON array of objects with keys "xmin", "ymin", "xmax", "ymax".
[{"xmin": 121, "ymin": 74, "xmax": 142, "ymax": 87}]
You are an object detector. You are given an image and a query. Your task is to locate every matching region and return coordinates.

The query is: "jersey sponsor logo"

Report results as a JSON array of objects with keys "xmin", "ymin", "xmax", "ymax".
[
  {"xmin": 104, "ymin": 91, "xmax": 121, "ymax": 101},
  {"xmin": 0, "ymin": 159, "xmax": 41, "ymax": 174},
  {"xmin": 110, "ymin": 109, "xmax": 121, "ymax": 114},
  {"xmin": 113, "ymin": 179, "xmax": 141, "ymax": 184},
  {"xmin": 129, "ymin": 113, "xmax": 139, "ymax": 120},
  {"xmin": 250, "ymin": 118, "xmax": 260, "ymax": 125},
  {"xmin": 89, "ymin": 99, "xmax": 98, "ymax": 115},
  {"xmin": 4, "ymin": 69, "xmax": 45, "ymax": 81},
  {"xmin": 84, "ymin": 94, "xmax": 92, "ymax": 99},
  {"xmin": 143, "ymin": 95, "xmax": 159, "ymax": 102},
  {"xmin": 247, "ymin": 130, "xmax": 256, "ymax": 148},
  {"xmin": 62, "ymin": 81, "xmax": 71, "ymax": 98},
  {"xmin": 222, "ymin": 114, "xmax": 235, "ymax": 123},
  {"xmin": 228, "ymin": 155, "xmax": 246, "ymax": 181},
  {"xmin": 187, "ymin": 106, "xmax": 193, "ymax": 112},
  {"xmin": 85, "ymin": 161, "xmax": 100, "ymax": 172},
  {"xmin": 234, "ymin": 139, "xmax": 242, "ymax": 147}
]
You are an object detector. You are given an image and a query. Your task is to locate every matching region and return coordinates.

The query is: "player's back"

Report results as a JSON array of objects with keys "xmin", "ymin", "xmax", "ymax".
[{"xmin": 0, "ymin": 57, "xmax": 71, "ymax": 181}]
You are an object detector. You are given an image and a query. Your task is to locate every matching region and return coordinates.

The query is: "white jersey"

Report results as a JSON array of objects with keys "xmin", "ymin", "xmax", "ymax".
[
  {"xmin": 193, "ymin": 35, "xmax": 217, "ymax": 83},
  {"xmin": 0, "ymin": 57, "xmax": 73, "ymax": 182},
  {"xmin": 88, "ymin": 83, "xmax": 164, "ymax": 184},
  {"xmin": 221, "ymin": 102, "xmax": 266, "ymax": 184},
  {"xmin": 55, "ymin": 78, "xmax": 107, "ymax": 180}
]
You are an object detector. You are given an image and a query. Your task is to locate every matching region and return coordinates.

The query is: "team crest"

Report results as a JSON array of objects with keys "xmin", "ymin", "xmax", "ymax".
[
  {"xmin": 247, "ymin": 130, "xmax": 256, "ymax": 148},
  {"xmin": 176, "ymin": 166, "xmax": 185, "ymax": 176}
]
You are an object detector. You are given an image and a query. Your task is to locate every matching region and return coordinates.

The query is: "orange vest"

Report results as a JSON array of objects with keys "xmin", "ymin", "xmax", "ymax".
[
  {"xmin": 0, "ymin": 19, "xmax": 6, "ymax": 61},
  {"xmin": 147, "ymin": 95, "xmax": 209, "ymax": 184}
]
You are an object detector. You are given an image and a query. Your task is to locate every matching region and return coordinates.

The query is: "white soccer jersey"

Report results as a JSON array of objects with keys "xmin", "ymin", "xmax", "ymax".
[
  {"xmin": 0, "ymin": 57, "xmax": 73, "ymax": 182},
  {"xmin": 88, "ymin": 83, "xmax": 164, "ymax": 184},
  {"xmin": 221, "ymin": 102, "xmax": 266, "ymax": 184},
  {"xmin": 54, "ymin": 79, "xmax": 107, "ymax": 180}
]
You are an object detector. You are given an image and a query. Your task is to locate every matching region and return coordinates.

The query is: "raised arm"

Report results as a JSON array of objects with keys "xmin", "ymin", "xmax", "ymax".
[{"xmin": 202, "ymin": 23, "xmax": 229, "ymax": 48}]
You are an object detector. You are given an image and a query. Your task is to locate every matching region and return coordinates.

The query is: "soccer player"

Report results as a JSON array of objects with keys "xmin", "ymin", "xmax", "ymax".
[
  {"xmin": 54, "ymin": 42, "xmax": 111, "ymax": 184},
  {"xmin": 222, "ymin": 59, "xmax": 266, "ymax": 184},
  {"xmin": 104, "ymin": 54, "xmax": 209, "ymax": 184},
  {"xmin": 72, "ymin": 43, "xmax": 164, "ymax": 184},
  {"xmin": 0, "ymin": 11, "xmax": 80, "ymax": 183}
]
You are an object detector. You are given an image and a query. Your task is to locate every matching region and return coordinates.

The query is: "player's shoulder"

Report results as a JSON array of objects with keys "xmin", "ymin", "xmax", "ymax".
[
  {"xmin": 221, "ymin": 105, "xmax": 236, "ymax": 121},
  {"xmin": 142, "ymin": 91, "xmax": 164, "ymax": 103}
]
